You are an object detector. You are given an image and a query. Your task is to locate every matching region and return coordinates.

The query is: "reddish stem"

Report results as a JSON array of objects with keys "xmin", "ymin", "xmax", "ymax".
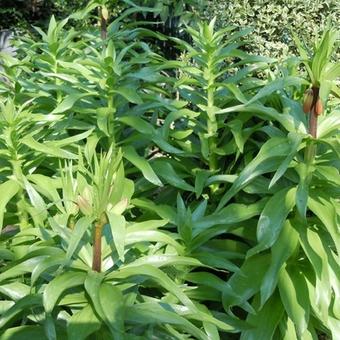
[
  {"xmin": 309, "ymin": 87, "xmax": 319, "ymax": 138},
  {"xmin": 305, "ymin": 87, "xmax": 319, "ymax": 163},
  {"xmin": 92, "ymin": 213, "xmax": 107, "ymax": 272},
  {"xmin": 100, "ymin": 8, "xmax": 107, "ymax": 40}
]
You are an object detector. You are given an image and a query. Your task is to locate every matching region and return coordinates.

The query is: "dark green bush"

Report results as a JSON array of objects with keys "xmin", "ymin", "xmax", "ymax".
[{"xmin": 0, "ymin": 0, "xmax": 88, "ymax": 30}]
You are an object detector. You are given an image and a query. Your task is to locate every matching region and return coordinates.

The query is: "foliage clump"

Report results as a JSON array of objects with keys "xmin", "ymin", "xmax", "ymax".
[
  {"xmin": 0, "ymin": 1, "xmax": 339, "ymax": 339},
  {"xmin": 205, "ymin": 0, "xmax": 340, "ymax": 59}
]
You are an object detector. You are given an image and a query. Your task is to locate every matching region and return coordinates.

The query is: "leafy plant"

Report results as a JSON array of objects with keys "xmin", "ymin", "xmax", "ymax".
[
  {"xmin": 205, "ymin": 0, "xmax": 340, "ymax": 59},
  {"xmin": 0, "ymin": 3, "xmax": 339, "ymax": 339}
]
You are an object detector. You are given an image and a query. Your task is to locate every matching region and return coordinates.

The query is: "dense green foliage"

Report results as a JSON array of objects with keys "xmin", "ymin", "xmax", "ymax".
[
  {"xmin": 0, "ymin": 1, "xmax": 339, "ymax": 339},
  {"xmin": 206, "ymin": 0, "xmax": 340, "ymax": 58}
]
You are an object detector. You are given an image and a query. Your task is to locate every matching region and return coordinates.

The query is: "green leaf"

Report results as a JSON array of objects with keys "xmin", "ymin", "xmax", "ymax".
[
  {"xmin": 67, "ymin": 304, "xmax": 101, "ymax": 340},
  {"xmin": 308, "ymin": 193, "xmax": 340, "ymax": 255},
  {"xmin": 0, "ymin": 256, "xmax": 48, "ymax": 283},
  {"xmin": 248, "ymin": 187, "xmax": 296, "ymax": 257},
  {"xmin": 0, "ymin": 180, "xmax": 20, "ymax": 232},
  {"xmin": 99, "ymin": 283, "xmax": 124, "ymax": 339},
  {"xmin": 114, "ymin": 86, "xmax": 143, "ymax": 104},
  {"xmin": 269, "ymin": 132, "xmax": 303, "ymax": 188},
  {"xmin": 51, "ymin": 93, "xmax": 95, "ymax": 114},
  {"xmin": 0, "ymin": 326, "xmax": 47, "ymax": 340},
  {"xmin": 23, "ymin": 177, "xmax": 47, "ymax": 224},
  {"xmin": 0, "ymin": 282, "xmax": 30, "ymax": 301},
  {"xmin": 217, "ymin": 137, "xmax": 291, "ymax": 211},
  {"xmin": 106, "ymin": 211, "xmax": 126, "ymax": 261},
  {"xmin": 194, "ymin": 200, "xmax": 264, "ymax": 236},
  {"xmin": 66, "ymin": 216, "xmax": 93, "ymax": 262},
  {"xmin": 278, "ymin": 266, "xmax": 310, "ymax": 337},
  {"xmin": 44, "ymin": 313, "xmax": 57, "ymax": 340},
  {"xmin": 318, "ymin": 110, "xmax": 340, "ymax": 138},
  {"xmin": 70, "ymin": 1, "xmax": 100, "ymax": 20},
  {"xmin": 295, "ymin": 223, "xmax": 332, "ymax": 321},
  {"xmin": 124, "ymin": 254, "xmax": 203, "ymax": 269},
  {"xmin": 43, "ymin": 271, "xmax": 86, "ymax": 313},
  {"xmin": 31, "ymin": 254, "xmax": 66, "ymax": 285},
  {"xmin": 295, "ymin": 163, "xmax": 313, "ymax": 219},
  {"xmin": 241, "ymin": 293, "xmax": 284, "ymax": 340},
  {"xmin": 118, "ymin": 116, "xmax": 154, "ymax": 135},
  {"xmin": 125, "ymin": 230, "xmax": 184, "ymax": 253},
  {"xmin": 125, "ymin": 303, "xmax": 206, "ymax": 340},
  {"xmin": 260, "ymin": 220, "xmax": 299, "ymax": 307},
  {"xmin": 131, "ymin": 198, "xmax": 176, "ymax": 222},
  {"xmin": 107, "ymin": 265, "xmax": 196, "ymax": 310},
  {"xmin": 222, "ymin": 254, "xmax": 270, "ymax": 310},
  {"xmin": 48, "ymin": 129, "xmax": 94, "ymax": 148},
  {"xmin": 123, "ymin": 146, "xmax": 162, "ymax": 186},
  {"xmin": 22, "ymin": 135, "xmax": 78, "ymax": 159},
  {"xmin": 0, "ymin": 294, "xmax": 42, "ymax": 329},
  {"xmin": 247, "ymin": 76, "xmax": 306, "ymax": 105},
  {"xmin": 152, "ymin": 160, "xmax": 194, "ymax": 192}
]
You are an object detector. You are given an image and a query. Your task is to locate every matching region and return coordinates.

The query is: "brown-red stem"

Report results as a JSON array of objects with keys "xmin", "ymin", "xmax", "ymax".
[
  {"xmin": 304, "ymin": 87, "xmax": 319, "ymax": 163},
  {"xmin": 92, "ymin": 213, "xmax": 107, "ymax": 272},
  {"xmin": 309, "ymin": 87, "xmax": 319, "ymax": 138},
  {"xmin": 100, "ymin": 7, "xmax": 107, "ymax": 40}
]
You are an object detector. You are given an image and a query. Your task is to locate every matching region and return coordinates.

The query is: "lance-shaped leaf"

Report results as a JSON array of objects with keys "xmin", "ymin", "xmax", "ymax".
[
  {"xmin": 0, "ymin": 180, "xmax": 20, "ymax": 232},
  {"xmin": 248, "ymin": 187, "xmax": 296, "ymax": 257},
  {"xmin": 217, "ymin": 137, "xmax": 292, "ymax": 211}
]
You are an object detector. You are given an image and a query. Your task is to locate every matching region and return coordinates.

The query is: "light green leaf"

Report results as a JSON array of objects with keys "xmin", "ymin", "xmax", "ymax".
[
  {"xmin": 308, "ymin": 193, "xmax": 340, "ymax": 255},
  {"xmin": 0, "ymin": 326, "xmax": 47, "ymax": 340},
  {"xmin": 51, "ymin": 93, "xmax": 95, "ymax": 114},
  {"xmin": 0, "ymin": 282, "xmax": 30, "ymax": 301},
  {"xmin": 217, "ymin": 137, "xmax": 291, "ymax": 211},
  {"xmin": 66, "ymin": 216, "xmax": 93, "ymax": 262},
  {"xmin": 31, "ymin": 254, "xmax": 66, "ymax": 285},
  {"xmin": 0, "ymin": 180, "xmax": 20, "ymax": 232},
  {"xmin": 260, "ymin": 220, "xmax": 299, "ymax": 307},
  {"xmin": 106, "ymin": 211, "xmax": 126, "ymax": 261},
  {"xmin": 318, "ymin": 110, "xmax": 340, "ymax": 139},
  {"xmin": 22, "ymin": 135, "xmax": 78, "ymax": 159},
  {"xmin": 125, "ymin": 303, "xmax": 206, "ymax": 340},
  {"xmin": 222, "ymin": 254, "xmax": 270, "ymax": 310},
  {"xmin": 248, "ymin": 187, "xmax": 296, "ymax": 257},
  {"xmin": 67, "ymin": 304, "xmax": 101, "ymax": 340},
  {"xmin": 23, "ymin": 178, "xmax": 47, "ymax": 224},
  {"xmin": 125, "ymin": 230, "xmax": 184, "ymax": 253},
  {"xmin": 241, "ymin": 293, "xmax": 284, "ymax": 340},
  {"xmin": 43, "ymin": 271, "xmax": 86, "ymax": 313},
  {"xmin": 269, "ymin": 133, "xmax": 303, "ymax": 188},
  {"xmin": 0, "ymin": 256, "xmax": 47, "ymax": 283},
  {"xmin": 99, "ymin": 283, "xmax": 124, "ymax": 339},
  {"xmin": 123, "ymin": 146, "xmax": 162, "ymax": 186},
  {"xmin": 124, "ymin": 254, "xmax": 203, "ymax": 269},
  {"xmin": 247, "ymin": 76, "xmax": 306, "ymax": 105},
  {"xmin": 278, "ymin": 266, "xmax": 310, "ymax": 337},
  {"xmin": 107, "ymin": 265, "xmax": 196, "ymax": 310},
  {"xmin": 118, "ymin": 116, "xmax": 154, "ymax": 135},
  {"xmin": 0, "ymin": 294, "xmax": 42, "ymax": 329}
]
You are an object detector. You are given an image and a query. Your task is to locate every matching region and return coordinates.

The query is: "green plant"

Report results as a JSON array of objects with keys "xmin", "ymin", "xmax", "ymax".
[
  {"xmin": 205, "ymin": 0, "xmax": 340, "ymax": 60},
  {"xmin": 0, "ymin": 3, "xmax": 339, "ymax": 339}
]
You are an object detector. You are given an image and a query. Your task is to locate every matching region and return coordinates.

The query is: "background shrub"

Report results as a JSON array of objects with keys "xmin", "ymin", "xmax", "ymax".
[{"xmin": 205, "ymin": 0, "xmax": 340, "ymax": 59}]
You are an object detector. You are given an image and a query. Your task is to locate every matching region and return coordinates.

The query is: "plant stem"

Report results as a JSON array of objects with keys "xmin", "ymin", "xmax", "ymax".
[
  {"xmin": 92, "ymin": 213, "xmax": 107, "ymax": 272},
  {"xmin": 207, "ymin": 86, "xmax": 217, "ymax": 171},
  {"xmin": 11, "ymin": 149, "xmax": 29, "ymax": 228},
  {"xmin": 100, "ymin": 7, "xmax": 107, "ymax": 40},
  {"xmin": 304, "ymin": 87, "xmax": 319, "ymax": 164}
]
